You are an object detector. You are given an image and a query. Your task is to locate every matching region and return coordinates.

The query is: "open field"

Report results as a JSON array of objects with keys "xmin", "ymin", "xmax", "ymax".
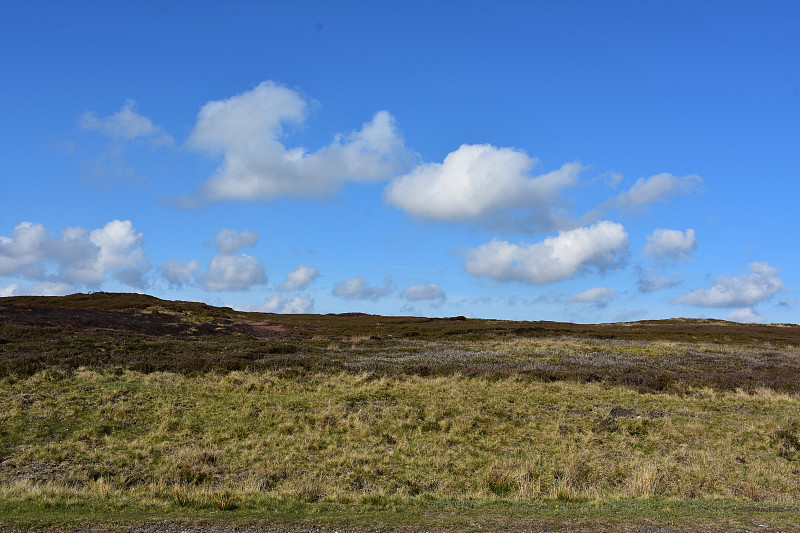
[{"xmin": 1, "ymin": 293, "xmax": 799, "ymax": 531}]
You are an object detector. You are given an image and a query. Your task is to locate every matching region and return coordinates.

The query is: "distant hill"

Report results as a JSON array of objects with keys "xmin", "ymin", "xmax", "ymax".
[{"xmin": 1, "ymin": 291, "xmax": 797, "ymax": 345}]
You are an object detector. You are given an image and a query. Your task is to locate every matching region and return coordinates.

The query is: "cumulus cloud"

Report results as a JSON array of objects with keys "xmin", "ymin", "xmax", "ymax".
[
  {"xmin": 207, "ymin": 228, "xmax": 259, "ymax": 254},
  {"xmin": 403, "ymin": 282, "xmax": 445, "ymax": 302},
  {"xmin": 463, "ymin": 221, "xmax": 628, "ymax": 285},
  {"xmin": 0, "ymin": 220, "xmax": 150, "ymax": 289},
  {"xmin": 673, "ymin": 262, "xmax": 783, "ymax": 308},
  {"xmin": 159, "ymin": 228, "xmax": 267, "ymax": 292},
  {"xmin": 644, "ymin": 229, "xmax": 697, "ymax": 263},
  {"xmin": 0, "ymin": 222, "xmax": 49, "ymax": 279},
  {"xmin": 277, "ymin": 265, "xmax": 319, "ymax": 291},
  {"xmin": 332, "ymin": 276, "xmax": 393, "ymax": 300},
  {"xmin": 727, "ymin": 307, "xmax": 765, "ymax": 323},
  {"xmin": 88, "ymin": 220, "xmax": 151, "ymax": 287},
  {"xmin": 385, "ymin": 143, "xmax": 581, "ymax": 225},
  {"xmin": 570, "ymin": 287, "xmax": 616, "ymax": 306},
  {"xmin": 80, "ymin": 99, "xmax": 173, "ymax": 146},
  {"xmin": 245, "ymin": 294, "xmax": 314, "ymax": 314},
  {"xmin": 159, "ymin": 258, "xmax": 202, "ymax": 288},
  {"xmin": 197, "ymin": 253, "xmax": 267, "ymax": 292},
  {"xmin": 186, "ymin": 81, "xmax": 412, "ymax": 202}
]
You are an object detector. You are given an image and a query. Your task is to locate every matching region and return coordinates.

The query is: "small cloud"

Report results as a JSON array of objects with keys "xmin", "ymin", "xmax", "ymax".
[
  {"xmin": 161, "ymin": 229, "xmax": 267, "ymax": 292},
  {"xmin": 80, "ymin": 99, "xmax": 173, "ymax": 146},
  {"xmin": 159, "ymin": 258, "xmax": 201, "ymax": 288},
  {"xmin": 636, "ymin": 271, "xmax": 681, "ymax": 293},
  {"xmin": 243, "ymin": 294, "xmax": 314, "ymax": 314},
  {"xmin": 584, "ymin": 173, "xmax": 703, "ymax": 222},
  {"xmin": 569, "ymin": 287, "xmax": 616, "ymax": 307},
  {"xmin": 457, "ymin": 296, "xmax": 495, "ymax": 306},
  {"xmin": 403, "ymin": 282, "xmax": 446, "ymax": 302},
  {"xmin": 332, "ymin": 276, "xmax": 393, "ymax": 300},
  {"xmin": 505, "ymin": 294, "xmax": 558, "ymax": 305},
  {"xmin": 462, "ymin": 221, "xmax": 628, "ymax": 285},
  {"xmin": 277, "ymin": 265, "xmax": 320, "ymax": 291},
  {"xmin": 206, "ymin": 228, "xmax": 259, "ymax": 254},
  {"xmin": 726, "ymin": 307, "xmax": 764, "ymax": 323},
  {"xmin": 643, "ymin": 228, "xmax": 697, "ymax": 263},
  {"xmin": 673, "ymin": 262, "xmax": 783, "ymax": 308},
  {"xmin": 197, "ymin": 253, "xmax": 267, "ymax": 292},
  {"xmin": 613, "ymin": 173, "xmax": 703, "ymax": 210}
]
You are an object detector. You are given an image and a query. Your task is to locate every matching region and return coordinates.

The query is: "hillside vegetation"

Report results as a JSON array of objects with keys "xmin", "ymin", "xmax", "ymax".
[{"xmin": 1, "ymin": 293, "xmax": 799, "ymax": 531}]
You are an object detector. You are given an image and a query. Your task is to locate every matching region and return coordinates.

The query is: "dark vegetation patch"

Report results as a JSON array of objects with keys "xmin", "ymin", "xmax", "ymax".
[{"xmin": 1, "ymin": 293, "xmax": 798, "ymax": 393}]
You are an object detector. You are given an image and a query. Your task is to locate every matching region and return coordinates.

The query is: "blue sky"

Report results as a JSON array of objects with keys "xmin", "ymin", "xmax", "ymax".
[{"xmin": 1, "ymin": 0, "xmax": 798, "ymax": 323}]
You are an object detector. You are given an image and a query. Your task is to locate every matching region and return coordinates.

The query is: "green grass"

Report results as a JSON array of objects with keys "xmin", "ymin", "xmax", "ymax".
[
  {"xmin": 2, "ymin": 369, "xmax": 800, "ymax": 529},
  {"xmin": 3, "ymin": 493, "xmax": 800, "ymax": 531}
]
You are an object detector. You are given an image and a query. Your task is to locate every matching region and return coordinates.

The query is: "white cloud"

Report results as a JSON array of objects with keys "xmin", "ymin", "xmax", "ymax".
[
  {"xmin": 332, "ymin": 276, "xmax": 393, "ymax": 300},
  {"xmin": 644, "ymin": 228, "xmax": 697, "ymax": 263},
  {"xmin": 187, "ymin": 81, "xmax": 411, "ymax": 202},
  {"xmin": 385, "ymin": 143, "xmax": 581, "ymax": 223},
  {"xmin": 245, "ymin": 294, "xmax": 314, "ymax": 314},
  {"xmin": 463, "ymin": 221, "xmax": 628, "ymax": 284},
  {"xmin": 0, "ymin": 283, "xmax": 20, "ymax": 297},
  {"xmin": 88, "ymin": 220, "xmax": 150, "ymax": 287},
  {"xmin": 613, "ymin": 173, "xmax": 703, "ymax": 209},
  {"xmin": 0, "ymin": 221, "xmax": 49, "ymax": 278},
  {"xmin": 570, "ymin": 287, "xmax": 616, "ymax": 305},
  {"xmin": 403, "ymin": 282, "xmax": 445, "ymax": 301},
  {"xmin": 673, "ymin": 262, "xmax": 783, "ymax": 308},
  {"xmin": 198, "ymin": 253, "xmax": 267, "ymax": 292},
  {"xmin": 583, "ymin": 173, "xmax": 703, "ymax": 223},
  {"xmin": 727, "ymin": 307, "xmax": 765, "ymax": 323},
  {"xmin": 207, "ymin": 228, "xmax": 259, "ymax": 254},
  {"xmin": 160, "ymin": 229, "xmax": 267, "ymax": 292},
  {"xmin": 0, "ymin": 220, "xmax": 150, "ymax": 289},
  {"xmin": 21, "ymin": 282, "xmax": 76, "ymax": 296},
  {"xmin": 80, "ymin": 99, "xmax": 173, "ymax": 146},
  {"xmin": 159, "ymin": 258, "xmax": 202, "ymax": 288},
  {"xmin": 277, "ymin": 265, "xmax": 319, "ymax": 291}
]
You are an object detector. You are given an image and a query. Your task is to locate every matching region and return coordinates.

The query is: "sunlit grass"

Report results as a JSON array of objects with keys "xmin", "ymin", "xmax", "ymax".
[
  {"xmin": 2, "ymin": 369, "xmax": 799, "ymax": 516},
  {"xmin": 1, "ymin": 294, "xmax": 799, "ymax": 529}
]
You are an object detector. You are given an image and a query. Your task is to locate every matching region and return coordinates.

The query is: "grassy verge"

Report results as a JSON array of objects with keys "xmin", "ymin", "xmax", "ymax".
[
  {"xmin": 2, "ymin": 369, "xmax": 800, "ymax": 529},
  {"xmin": 3, "ymin": 493, "xmax": 800, "ymax": 531}
]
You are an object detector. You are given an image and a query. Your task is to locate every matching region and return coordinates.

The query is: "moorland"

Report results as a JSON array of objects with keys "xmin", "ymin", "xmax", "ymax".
[{"xmin": 1, "ymin": 292, "xmax": 799, "ymax": 532}]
